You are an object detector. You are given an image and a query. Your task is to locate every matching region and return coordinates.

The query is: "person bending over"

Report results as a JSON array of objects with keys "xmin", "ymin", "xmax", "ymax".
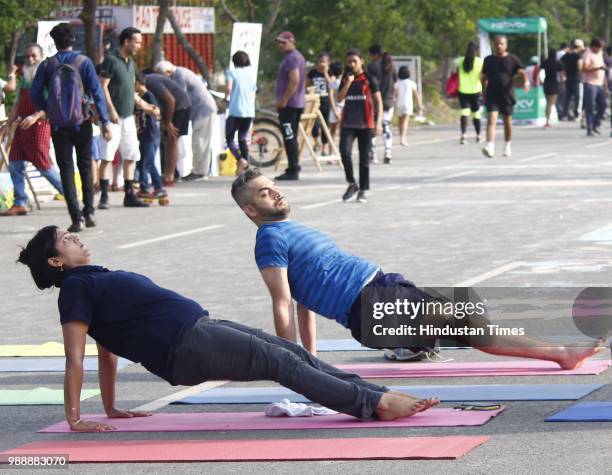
[{"xmin": 17, "ymin": 226, "xmax": 439, "ymax": 432}]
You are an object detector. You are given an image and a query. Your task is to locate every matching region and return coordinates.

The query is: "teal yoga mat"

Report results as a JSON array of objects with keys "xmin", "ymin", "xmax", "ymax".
[{"xmin": 0, "ymin": 387, "xmax": 100, "ymax": 405}]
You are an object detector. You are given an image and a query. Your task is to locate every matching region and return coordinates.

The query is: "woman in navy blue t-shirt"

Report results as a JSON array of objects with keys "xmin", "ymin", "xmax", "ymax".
[{"xmin": 16, "ymin": 226, "xmax": 438, "ymax": 432}]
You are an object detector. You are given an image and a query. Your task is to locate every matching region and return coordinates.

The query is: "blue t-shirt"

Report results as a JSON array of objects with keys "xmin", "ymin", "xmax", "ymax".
[
  {"xmin": 255, "ymin": 221, "xmax": 379, "ymax": 326},
  {"xmin": 58, "ymin": 266, "xmax": 207, "ymax": 381},
  {"xmin": 226, "ymin": 67, "xmax": 257, "ymax": 118}
]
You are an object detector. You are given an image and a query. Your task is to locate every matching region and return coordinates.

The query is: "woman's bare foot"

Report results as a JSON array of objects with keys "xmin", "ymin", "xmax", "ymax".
[
  {"xmin": 375, "ymin": 393, "xmax": 439, "ymax": 421},
  {"xmin": 556, "ymin": 339, "xmax": 605, "ymax": 370},
  {"xmin": 388, "ymin": 390, "xmax": 440, "ymax": 413}
]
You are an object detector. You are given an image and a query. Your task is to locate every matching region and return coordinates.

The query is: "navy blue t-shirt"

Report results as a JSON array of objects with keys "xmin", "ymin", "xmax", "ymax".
[{"xmin": 58, "ymin": 266, "xmax": 207, "ymax": 381}]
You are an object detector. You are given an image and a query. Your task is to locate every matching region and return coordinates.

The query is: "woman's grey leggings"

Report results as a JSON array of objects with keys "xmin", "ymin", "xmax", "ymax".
[{"xmin": 169, "ymin": 318, "xmax": 387, "ymax": 420}]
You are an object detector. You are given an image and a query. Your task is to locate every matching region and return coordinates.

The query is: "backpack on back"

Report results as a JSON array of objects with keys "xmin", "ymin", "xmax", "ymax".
[{"xmin": 46, "ymin": 55, "xmax": 88, "ymax": 128}]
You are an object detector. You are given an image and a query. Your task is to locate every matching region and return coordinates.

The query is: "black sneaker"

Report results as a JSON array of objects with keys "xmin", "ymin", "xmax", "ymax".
[
  {"xmin": 68, "ymin": 219, "xmax": 83, "ymax": 233},
  {"xmin": 593, "ymin": 127, "xmax": 601, "ymax": 136},
  {"xmin": 98, "ymin": 197, "xmax": 109, "ymax": 210},
  {"xmin": 383, "ymin": 156, "xmax": 392, "ymax": 164},
  {"xmin": 124, "ymin": 193, "xmax": 150, "ymax": 207},
  {"xmin": 84, "ymin": 215, "xmax": 97, "ymax": 228},
  {"xmin": 356, "ymin": 190, "xmax": 368, "ymax": 203},
  {"xmin": 182, "ymin": 172, "xmax": 205, "ymax": 182},
  {"xmin": 275, "ymin": 172, "xmax": 299, "ymax": 181},
  {"xmin": 342, "ymin": 183, "xmax": 359, "ymax": 201}
]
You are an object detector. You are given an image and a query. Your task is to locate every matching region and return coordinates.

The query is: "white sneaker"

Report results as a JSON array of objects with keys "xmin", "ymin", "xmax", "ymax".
[
  {"xmin": 481, "ymin": 143, "xmax": 494, "ymax": 158},
  {"xmin": 476, "ymin": 135, "xmax": 484, "ymax": 144},
  {"xmin": 503, "ymin": 142, "xmax": 511, "ymax": 157}
]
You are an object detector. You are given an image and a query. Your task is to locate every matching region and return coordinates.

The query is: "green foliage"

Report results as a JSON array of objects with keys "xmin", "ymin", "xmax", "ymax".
[{"xmin": 0, "ymin": 0, "xmax": 55, "ymax": 44}]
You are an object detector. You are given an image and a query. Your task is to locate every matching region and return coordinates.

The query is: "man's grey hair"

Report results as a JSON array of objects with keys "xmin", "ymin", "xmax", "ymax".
[
  {"xmin": 154, "ymin": 60, "xmax": 175, "ymax": 74},
  {"xmin": 231, "ymin": 168, "xmax": 263, "ymax": 208}
]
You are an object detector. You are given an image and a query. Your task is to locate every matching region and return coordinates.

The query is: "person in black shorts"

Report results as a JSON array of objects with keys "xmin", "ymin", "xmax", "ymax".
[
  {"xmin": 541, "ymin": 49, "xmax": 564, "ymax": 128},
  {"xmin": 307, "ymin": 53, "xmax": 332, "ymax": 155},
  {"xmin": 481, "ymin": 35, "xmax": 529, "ymax": 158},
  {"xmin": 142, "ymin": 71, "xmax": 191, "ymax": 185},
  {"xmin": 337, "ymin": 49, "xmax": 382, "ymax": 203}
]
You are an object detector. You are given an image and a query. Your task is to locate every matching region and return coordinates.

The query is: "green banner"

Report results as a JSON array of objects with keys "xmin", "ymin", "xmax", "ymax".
[
  {"xmin": 478, "ymin": 17, "xmax": 547, "ymax": 34},
  {"xmin": 513, "ymin": 86, "xmax": 546, "ymax": 121}
]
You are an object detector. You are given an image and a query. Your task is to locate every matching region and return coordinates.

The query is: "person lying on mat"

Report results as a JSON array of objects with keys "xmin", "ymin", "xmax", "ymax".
[
  {"xmin": 231, "ymin": 168, "xmax": 604, "ymax": 363},
  {"xmin": 17, "ymin": 226, "xmax": 439, "ymax": 432}
]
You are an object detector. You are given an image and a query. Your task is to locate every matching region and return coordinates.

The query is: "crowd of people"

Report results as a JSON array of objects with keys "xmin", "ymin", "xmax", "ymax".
[
  {"xmin": 454, "ymin": 35, "xmax": 611, "ymax": 159},
  {"xmin": 2, "ymin": 25, "xmax": 611, "ymax": 223}
]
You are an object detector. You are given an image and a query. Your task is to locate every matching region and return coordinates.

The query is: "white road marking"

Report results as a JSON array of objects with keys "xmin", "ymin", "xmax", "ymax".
[
  {"xmin": 586, "ymin": 141, "xmax": 610, "ymax": 149},
  {"xmin": 130, "ymin": 380, "xmax": 229, "ymax": 412},
  {"xmin": 424, "ymin": 171, "xmax": 475, "ymax": 182},
  {"xmin": 426, "ymin": 179, "xmax": 612, "ymax": 188},
  {"xmin": 299, "ymin": 199, "xmax": 342, "ymax": 210},
  {"xmin": 117, "ymin": 225, "xmax": 225, "ymax": 249},
  {"xmin": 453, "ymin": 261, "xmax": 524, "ymax": 287},
  {"xmin": 518, "ymin": 152, "xmax": 557, "ymax": 163},
  {"xmin": 579, "ymin": 223, "xmax": 612, "ymax": 242}
]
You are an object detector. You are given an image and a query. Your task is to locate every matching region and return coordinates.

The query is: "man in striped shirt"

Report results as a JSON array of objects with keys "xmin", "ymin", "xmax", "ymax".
[{"xmin": 231, "ymin": 169, "xmax": 604, "ymax": 369}]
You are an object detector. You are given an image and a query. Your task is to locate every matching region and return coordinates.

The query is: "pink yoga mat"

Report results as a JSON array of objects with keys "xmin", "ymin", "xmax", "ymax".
[
  {"xmin": 38, "ymin": 407, "xmax": 504, "ymax": 433},
  {"xmin": 2, "ymin": 436, "xmax": 491, "ymax": 462},
  {"xmin": 337, "ymin": 359, "xmax": 611, "ymax": 379}
]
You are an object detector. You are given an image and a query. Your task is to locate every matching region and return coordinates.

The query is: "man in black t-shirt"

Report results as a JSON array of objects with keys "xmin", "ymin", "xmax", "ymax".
[
  {"xmin": 306, "ymin": 54, "xmax": 332, "ymax": 154},
  {"xmin": 481, "ymin": 35, "xmax": 529, "ymax": 158},
  {"xmin": 561, "ymin": 41, "xmax": 583, "ymax": 120}
]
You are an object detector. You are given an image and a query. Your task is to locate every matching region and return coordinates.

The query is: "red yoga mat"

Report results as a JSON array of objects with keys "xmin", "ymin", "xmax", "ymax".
[
  {"xmin": 337, "ymin": 359, "xmax": 611, "ymax": 379},
  {"xmin": 2, "ymin": 436, "xmax": 491, "ymax": 462},
  {"xmin": 38, "ymin": 407, "xmax": 504, "ymax": 433}
]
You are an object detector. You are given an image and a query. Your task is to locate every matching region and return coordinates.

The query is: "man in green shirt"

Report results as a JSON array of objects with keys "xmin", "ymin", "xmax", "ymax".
[{"xmin": 98, "ymin": 27, "xmax": 157, "ymax": 208}]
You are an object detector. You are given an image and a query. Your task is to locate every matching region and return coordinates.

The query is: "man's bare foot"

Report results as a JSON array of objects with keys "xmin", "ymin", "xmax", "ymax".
[
  {"xmin": 375, "ymin": 393, "xmax": 438, "ymax": 421},
  {"xmin": 556, "ymin": 339, "xmax": 605, "ymax": 370},
  {"xmin": 388, "ymin": 390, "xmax": 440, "ymax": 413}
]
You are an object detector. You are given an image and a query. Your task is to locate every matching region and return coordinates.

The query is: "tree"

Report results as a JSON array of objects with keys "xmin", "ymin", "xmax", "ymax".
[
  {"xmin": 79, "ymin": 0, "xmax": 98, "ymax": 63},
  {"xmin": 151, "ymin": 0, "xmax": 169, "ymax": 68},
  {"xmin": 0, "ymin": 0, "xmax": 55, "ymax": 70},
  {"xmin": 166, "ymin": 8, "xmax": 210, "ymax": 81}
]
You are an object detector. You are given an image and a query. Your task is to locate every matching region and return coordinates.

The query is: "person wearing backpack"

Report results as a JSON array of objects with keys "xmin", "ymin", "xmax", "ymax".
[{"xmin": 31, "ymin": 23, "xmax": 112, "ymax": 233}]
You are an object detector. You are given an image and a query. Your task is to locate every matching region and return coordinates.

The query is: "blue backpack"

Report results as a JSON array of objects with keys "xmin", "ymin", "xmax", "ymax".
[{"xmin": 46, "ymin": 55, "xmax": 88, "ymax": 128}]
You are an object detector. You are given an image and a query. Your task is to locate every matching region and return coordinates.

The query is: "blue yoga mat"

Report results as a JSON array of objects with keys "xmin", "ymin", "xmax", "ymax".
[
  {"xmin": 172, "ymin": 383, "xmax": 604, "ymax": 404},
  {"xmin": 0, "ymin": 357, "xmax": 131, "ymax": 372},
  {"xmin": 546, "ymin": 402, "xmax": 612, "ymax": 422}
]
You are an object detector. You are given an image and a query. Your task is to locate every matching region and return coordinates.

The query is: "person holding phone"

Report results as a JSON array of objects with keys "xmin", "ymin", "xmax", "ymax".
[
  {"xmin": 337, "ymin": 49, "xmax": 382, "ymax": 203},
  {"xmin": 581, "ymin": 37, "xmax": 607, "ymax": 137}
]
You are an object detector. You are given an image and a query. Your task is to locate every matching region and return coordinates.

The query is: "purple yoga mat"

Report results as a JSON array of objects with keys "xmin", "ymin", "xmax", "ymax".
[
  {"xmin": 336, "ymin": 359, "xmax": 611, "ymax": 379},
  {"xmin": 38, "ymin": 407, "xmax": 505, "ymax": 433}
]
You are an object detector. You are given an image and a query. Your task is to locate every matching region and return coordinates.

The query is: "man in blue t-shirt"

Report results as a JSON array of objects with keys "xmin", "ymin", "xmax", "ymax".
[
  {"xmin": 231, "ymin": 169, "xmax": 606, "ymax": 365},
  {"xmin": 231, "ymin": 169, "xmax": 431, "ymax": 358}
]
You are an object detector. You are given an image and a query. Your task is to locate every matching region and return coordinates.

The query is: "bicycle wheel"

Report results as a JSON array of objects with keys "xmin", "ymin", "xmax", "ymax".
[{"xmin": 249, "ymin": 120, "xmax": 284, "ymax": 168}]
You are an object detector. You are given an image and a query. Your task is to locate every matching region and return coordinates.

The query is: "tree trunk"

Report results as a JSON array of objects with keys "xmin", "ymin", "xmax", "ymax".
[
  {"xmin": 604, "ymin": 0, "xmax": 610, "ymax": 44},
  {"xmin": 247, "ymin": 0, "xmax": 255, "ymax": 22},
  {"xmin": 7, "ymin": 30, "xmax": 22, "ymax": 71},
  {"xmin": 584, "ymin": 0, "xmax": 590, "ymax": 33},
  {"xmin": 151, "ymin": 0, "xmax": 170, "ymax": 68},
  {"xmin": 79, "ymin": 0, "xmax": 98, "ymax": 63},
  {"xmin": 166, "ymin": 9, "xmax": 210, "ymax": 82},
  {"xmin": 263, "ymin": 0, "xmax": 283, "ymax": 36}
]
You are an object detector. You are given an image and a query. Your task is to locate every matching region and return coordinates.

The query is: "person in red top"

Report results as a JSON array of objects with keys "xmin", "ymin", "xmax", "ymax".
[
  {"xmin": 0, "ymin": 44, "xmax": 63, "ymax": 216},
  {"xmin": 337, "ymin": 49, "xmax": 382, "ymax": 203}
]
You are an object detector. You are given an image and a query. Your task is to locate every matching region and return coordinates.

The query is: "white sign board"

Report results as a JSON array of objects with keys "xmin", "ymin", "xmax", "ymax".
[
  {"xmin": 229, "ymin": 23, "xmax": 262, "ymax": 80},
  {"xmin": 133, "ymin": 6, "xmax": 215, "ymax": 34},
  {"xmin": 37, "ymin": 21, "xmax": 63, "ymax": 59}
]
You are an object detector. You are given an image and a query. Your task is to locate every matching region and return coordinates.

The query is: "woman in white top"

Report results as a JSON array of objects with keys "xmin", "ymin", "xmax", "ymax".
[{"xmin": 395, "ymin": 66, "xmax": 422, "ymax": 146}]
